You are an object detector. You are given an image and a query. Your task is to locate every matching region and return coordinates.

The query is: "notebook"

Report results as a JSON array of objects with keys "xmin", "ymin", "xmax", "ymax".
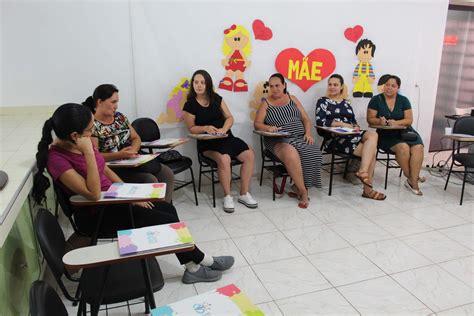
[
  {"xmin": 104, "ymin": 183, "xmax": 166, "ymax": 199},
  {"xmin": 117, "ymin": 222, "xmax": 194, "ymax": 256},
  {"xmin": 141, "ymin": 138, "xmax": 186, "ymax": 147},
  {"xmin": 107, "ymin": 154, "xmax": 159, "ymax": 167},
  {"xmin": 151, "ymin": 284, "xmax": 263, "ymax": 316}
]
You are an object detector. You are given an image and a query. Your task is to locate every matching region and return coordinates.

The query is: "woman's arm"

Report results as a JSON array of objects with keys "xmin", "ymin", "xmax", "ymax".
[
  {"xmin": 254, "ymin": 101, "xmax": 278, "ymax": 132},
  {"xmin": 58, "ymin": 138, "xmax": 101, "ymax": 201},
  {"xmin": 128, "ymin": 125, "xmax": 142, "ymax": 152},
  {"xmin": 183, "ymin": 111, "xmax": 218, "ymax": 134},
  {"xmin": 293, "ymin": 96, "xmax": 314, "ymax": 144},
  {"xmin": 217, "ymin": 99, "xmax": 234, "ymax": 134},
  {"xmin": 367, "ymin": 108, "xmax": 385, "ymax": 125},
  {"xmin": 104, "ymin": 166, "xmax": 123, "ymax": 183},
  {"xmin": 388, "ymin": 109, "xmax": 413, "ymax": 126}
]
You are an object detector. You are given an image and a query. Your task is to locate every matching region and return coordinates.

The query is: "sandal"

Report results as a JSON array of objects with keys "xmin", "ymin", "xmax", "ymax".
[
  {"xmin": 355, "ymin": 171, "xmax": 373, "ymax": 188},
  {"xmin": 404, "ymin": 179, "xmax": 423, "ymax": 196},
  {"xmin": 362, "ymin": 189, "xmax": 386, "ymax": 200},
  {"xmin": 218, "ymin": 77, "xmax": 233, "ymax": 91}
]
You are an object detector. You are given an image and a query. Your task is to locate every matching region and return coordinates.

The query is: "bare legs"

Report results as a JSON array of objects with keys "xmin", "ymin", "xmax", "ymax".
[
  {"xmin": 391, "ymin": 143, "xmax": 424, "ymax": 191},
  {"xmin": 273, "ymin": 143, "xmax": 308, "ymax": 203},
  {"xmin": 353, "ymin": 131, "xmax": 378, "ymax": 194},
  {"xmin": 203, "ymin": 149, "xmax": 255, "ymax": 196}
]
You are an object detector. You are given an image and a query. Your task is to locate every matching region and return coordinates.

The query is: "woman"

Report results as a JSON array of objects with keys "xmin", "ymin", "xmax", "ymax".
[
  {"xmin": 183, "ymin": 70, "xmax": 257, "ymax": 213},
  {"xmin": 254, "ymin": 73, "xmax": 322, "ymax": 208},
  {"xmin": 83, "ymin": 84, "xmax": 174, "ymax": 203},
  {"xmin": 367, "ymin": 75, "xmax": 425, "ymax": 195},
  {"xmin": 316, "ymin": 74, "xmax": 385, "ymax": 200},
  {"xmin": 32, "ymin": 103, "xmax": 234, "ymax": 284}
]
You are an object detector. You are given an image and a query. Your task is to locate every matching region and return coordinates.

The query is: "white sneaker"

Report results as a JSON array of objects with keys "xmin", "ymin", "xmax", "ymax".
[
  {"xmin": 223, "ymin": 195, "xmax": 235, "ymax": 213},
  {"xmin": 238, "ymin": 192, "xmax": 258, "ymax": 209}
]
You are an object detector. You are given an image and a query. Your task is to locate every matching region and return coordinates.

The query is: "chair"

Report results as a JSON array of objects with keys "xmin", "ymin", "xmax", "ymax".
[
  {"xmin": 257, "ymin": 134, "xmax": 289, "ymax": 200},
  {"xmin": 197, "ymin": 152, "xmax": 242, "ymax": 208},
  {"xmin": 444, "ymin": 116, "xmax": 474, "ymax": 205},
  {"xmin": 376, "ymin": 148, "xmax": 403, "ymax": 189},
  {"xmin": 132, "ymin": 118, "xmax": 198, "ymax": 205},
  {"xmin": 30, "ymin": 280, "xmax": 68, "ymax": 316},
  {"xmin": 34, "ymin": 208, "xmax": 164, "ymax": 316}
]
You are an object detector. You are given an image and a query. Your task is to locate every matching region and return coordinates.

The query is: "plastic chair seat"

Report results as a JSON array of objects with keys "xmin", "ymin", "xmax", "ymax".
[
  {"xmin": 163, "ymin": 156, "xmax": 193, "ymax": 174},
  {"xmin": 454, "ymin": 153, "xmax": 474, "ymax": 168}
]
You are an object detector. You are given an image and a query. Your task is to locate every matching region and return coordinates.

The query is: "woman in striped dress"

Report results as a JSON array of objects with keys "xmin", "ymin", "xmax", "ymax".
[{"xmin": 254, "ymin": 73, "xmax": 322, "ymax": 208}]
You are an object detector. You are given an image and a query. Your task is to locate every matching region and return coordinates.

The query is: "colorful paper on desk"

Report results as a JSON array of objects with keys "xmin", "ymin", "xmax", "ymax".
[
  {"xmin": 104, "ymin": 183, "xmax": 166, "ymax": 199},
  {"xmin": 332, "ymin": 127, "xmax": 357, "ymax": 133},
  {"xmin": 261, "ymin": 131, "xmax": 290, "ymax": 136},
  {"xmin": 142, "ymin": 138, "xmax": 185, "ymax": 147},
  {"xmin": 107, "ymin": 154, "xmax": 159, "ymax": 166},
  {"xmin": 151, "ymin": 284, "xmax": 263, "ymax": 316},
  {"xmin": 117, "ymin": 222, "xmax": 193, "ymax": 256}
]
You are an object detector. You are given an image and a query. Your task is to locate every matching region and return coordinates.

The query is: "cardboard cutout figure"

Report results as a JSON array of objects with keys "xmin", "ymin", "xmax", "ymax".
[
  {"xmin": 352, "ymin": 39, "xmax": 376, "ymax": 98},
  {"xmin": 157, "ymin": 78, "xmax": 190, "ymax": 124},
  {"xmin": 249, "ymin": 81, "xmax": 270, "ymax": 121},
  {"xmin": 218, "ymin": 24, "xmax": 252, "ymax": 92},
  {"xmin": 377, "ymin": 74, "xmax": 391, "ymax": 94}
]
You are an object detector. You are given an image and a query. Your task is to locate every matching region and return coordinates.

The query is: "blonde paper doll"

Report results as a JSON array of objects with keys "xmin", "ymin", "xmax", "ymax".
[
  {"xmin": 157, "ymin": 78, "xmax": 190, "ymax": 124},
  {"xmin": 218, "ymin": 24, "xmax": 252, "ymax": 92}
]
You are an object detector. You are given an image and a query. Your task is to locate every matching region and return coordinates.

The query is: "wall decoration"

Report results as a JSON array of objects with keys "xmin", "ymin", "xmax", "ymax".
[
  {"xmin": 344, "ymin": 25, "xmax": 363, "ymax": 43},
  {"xmin": 157, "ymin": 78, "xmax": 190, "ymax": 124},
  {"xmin": 352, "ymin": 39, "xmax": 376, "ymax": 98},
  {"xmin": 218, "ymin": 24, "xmax": 252, "ymax": 92},
  {"xmin": 252, "ymin": 19, "xmax": 273, "ymax": 41},
  {"xmin": 249, "ymin": 81, "xmax": 270, "ymax": 121},
  {"xmin": 275, "ymin": 48, "xmax": 336, "ymax": 92}
]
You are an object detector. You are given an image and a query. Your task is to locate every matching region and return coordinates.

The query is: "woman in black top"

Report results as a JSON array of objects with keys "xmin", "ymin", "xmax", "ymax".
[{"xmin": 183, "ymin": 70, "xmax": 257, "ymax": 213}]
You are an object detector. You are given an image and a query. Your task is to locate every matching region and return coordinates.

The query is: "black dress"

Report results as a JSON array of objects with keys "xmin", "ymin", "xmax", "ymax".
[{"xmin": 183, "ymin": 95, "xmax": 249, "ymax": 158}]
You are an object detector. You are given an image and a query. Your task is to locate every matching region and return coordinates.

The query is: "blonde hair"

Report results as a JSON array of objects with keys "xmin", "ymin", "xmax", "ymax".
[{"xmin": 222, "ymin": 25, "xmax": 251, "ymax": 57}]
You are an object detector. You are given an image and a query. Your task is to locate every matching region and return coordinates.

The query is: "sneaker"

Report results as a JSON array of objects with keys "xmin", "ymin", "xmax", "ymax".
[
  {"xmin": 182, "ymin": 265, "xmax": 222, "ymax": 284},
  {"xmin": 210, "ymin": 256, "xmax": 235, "ymax": 271},
  {"xmin": 223, "ymin": 195, "xmax": 235, "ymax": 213},
  {"xmin": 237, "ymin": 192, "xmax": 258, "ymax": 209}
]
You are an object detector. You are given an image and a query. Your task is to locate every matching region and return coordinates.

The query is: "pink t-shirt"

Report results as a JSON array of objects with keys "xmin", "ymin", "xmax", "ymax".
[{"xmin": 47, "ymin": 145, "xmax": 112, "ymax": 196}]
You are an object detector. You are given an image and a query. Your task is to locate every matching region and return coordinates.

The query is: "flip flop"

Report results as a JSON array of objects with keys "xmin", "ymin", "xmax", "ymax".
[
  {"xmin": 362, "ymin": 189, "xmax": 386, "ymax": 200},
  {"xmin": 355, "ymin": 171, "xmax": 373, "ymax": 188},
  {"xmin": 404, "ymin": 179, "xmax": 423, "ymax": 196}
]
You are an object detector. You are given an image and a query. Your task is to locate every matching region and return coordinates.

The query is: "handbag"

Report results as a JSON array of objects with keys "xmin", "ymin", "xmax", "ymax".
[
  {"xmin": 158, "ymin": 150, "xmax": 183, "ymax": 163},
  {"xmin": 400, "ymin": 130, "xmax": 418, "ymax": 141}
]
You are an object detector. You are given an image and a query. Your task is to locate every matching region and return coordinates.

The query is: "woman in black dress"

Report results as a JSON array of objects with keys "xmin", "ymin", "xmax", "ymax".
[{"xmin": 183, "ymin": 70, "xmax": 257, "ymax": 213}]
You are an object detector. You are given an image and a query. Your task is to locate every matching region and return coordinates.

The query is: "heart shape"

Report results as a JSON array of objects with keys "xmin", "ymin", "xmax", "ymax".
[
  {"xmin": 252, "ymin": 19, "xmax": 273, "ymax": 40},
  {"xmin": 275, "ymin": 48, "xmax": 336, "ymax": 92},
  {"xmin": 344, "ymin": 25, "xmax": 364, "ymax": 43}
]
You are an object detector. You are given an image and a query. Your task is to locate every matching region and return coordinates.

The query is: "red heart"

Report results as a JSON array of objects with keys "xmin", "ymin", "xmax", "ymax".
[
  {"xmin": 344, "ymin": 25, "xmax": 364, "ymax": 43},
  {"xmin": 252, "ymin": 19, "xmax": 272, "ymax": 41},
  {"xmin": 275, "ymin": 48, "xmax": 336, "ymax": 92}
]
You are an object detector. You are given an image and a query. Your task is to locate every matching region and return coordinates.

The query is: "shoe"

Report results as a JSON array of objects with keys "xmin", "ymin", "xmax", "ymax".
[
  {"xmin": 418, "ymin": 176, "xmax": 426, "ymax": 183},
  {"xmin": 233, "ymin": 79, "xmax": 248, "ymax": 92},
  {"xmin": 355, "ymin": 171, "xmax": 373, "ymax": 188},
  {"xmin": 404, "ymin": 179, "xmax": 423, "ymax": 196},
  {"xmin": 182, "ymin": 265, "xmax": 222, "ymax": 284},
  {"xmin": 238, "ymin": 192, "xmax": 258, "ymax": 208},
  {"xmin": 223, "ymin": 195, "xmax": 235, "ymax": 213},
  {"xmin": 353, "ymin": 92, "xmax": 363, "ymax": 98},
  {"xmin": 363, "ymin": 92, "xmax": 373, "ymax": 98},
  {"xmin": 210, "ymin": 256, "xmax": 235, "ymax": 271},
  {"xmin": 362, "ymin": 189, "xmax": 387, "ymax": 200},
  {"xmin": 218, "ymin": 77, "xmax": 233, "ymax": 91}
]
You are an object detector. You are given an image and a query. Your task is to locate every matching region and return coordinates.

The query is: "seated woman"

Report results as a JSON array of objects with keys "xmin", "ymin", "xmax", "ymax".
[
  {"xmin": 82, "ymin": 84, "xmax": 174, "ymax": 203},
  {"xmin": 367, "ymin": 75, "xmax": 425, "ymax": 195},
  {"xmin": 32, "ymin": 103, "xmax": 234, "ymax": 284},
  {"xmin": 316, "ymin": 74, "xmax": 385, "ymax": 200},
  {"xmin": 183, "ymin": 70, "xmax": 257, "ymax": 213},
  {"xmin": 254, "ymin": 73, "xmax": 322, "ymax": 208}
]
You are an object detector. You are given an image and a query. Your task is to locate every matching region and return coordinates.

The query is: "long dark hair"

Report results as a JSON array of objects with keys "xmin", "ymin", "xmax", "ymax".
[
  {"xmin": 269, "ymin": 73, "xmax": 288, "ymax": 94},
  {"xmin": 32, "ymin": 103, "xmax": 93, "ymax": 204},
  {"xmin": 187, "ymin": 70, "xmax": 220, "ymax": 105},
  {"xmin": 82, "ymin": 84, "xmax": 119, "ymax": 114}
]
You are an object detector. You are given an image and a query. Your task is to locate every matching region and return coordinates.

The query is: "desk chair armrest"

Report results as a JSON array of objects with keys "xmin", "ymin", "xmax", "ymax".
[{"xmin": 70, "ymin": 193, "xmax": 163, "ymax": 206}]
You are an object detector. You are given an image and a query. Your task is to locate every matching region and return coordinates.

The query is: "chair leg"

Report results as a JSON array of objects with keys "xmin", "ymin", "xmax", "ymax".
[
  {"xmin": 190, "ymin": 167, "xmax": 198, "ymax": 206},
  {"xmin": 384, "ymin": 154, "xmax": 389, "ymax": 190},
  {"xmin": 272, "ymin": 173, "xmax": 276, "ymax": 201},
  {"xmin": 211, "ymin": 168, "xmax": 216, "ymax": 208},
  {"xmin": 328, "ymin": 152, "xmax": 335, "ymax": 196},
  {"xmin": 198, "ymin": 164, "xmax": 202, "ymax": 192},
  {"xmin": 460, "ymin": 169, "xmax": 467, "ymax": 205},
  {"xmin": 343, "ymin": 159, "xmax": 350, "ymax": 179},
  {"xmin": 399, "ymin": 169, "xmax": 402, "ymax": 177},
  {"xmin": 444, "ymin": 159, "xmax": 455, "ymax": 190},
  {"xmin": 145, "ymin": 295, "xmax": 150, "ymax": 314},
  {"xmin": 260, "ymin": 159, "xmax": 265, "ymax": 186}
]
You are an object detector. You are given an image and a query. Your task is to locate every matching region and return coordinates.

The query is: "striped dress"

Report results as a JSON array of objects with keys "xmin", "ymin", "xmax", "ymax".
[{"xmin": 263, "ymin": 98, "xmax": 322, "ymax": 188}]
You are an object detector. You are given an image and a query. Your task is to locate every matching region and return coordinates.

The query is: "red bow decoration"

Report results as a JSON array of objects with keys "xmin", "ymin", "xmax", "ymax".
[{"xmin": 224, "ymin": 24, "xmax": 237, "ymax": 34}]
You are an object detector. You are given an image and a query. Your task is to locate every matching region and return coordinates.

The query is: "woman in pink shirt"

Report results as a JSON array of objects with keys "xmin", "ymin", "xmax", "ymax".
[{"xmin": 32, "ymin": 103, "xmax": 234, "ymax": 284}]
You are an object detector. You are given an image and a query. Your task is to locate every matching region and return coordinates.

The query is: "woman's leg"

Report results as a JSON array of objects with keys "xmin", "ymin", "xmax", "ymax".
[
  {"xmin": 156, "ymin": 164, "xmax": 175, "ymax": 203},
  {"xmin": 391, "ymin": 143, "xmax": 411, "ymax": 179},
  {"xmin": 408, "ymin": 144, "xmax": 424, "ymax": 190},
  {"xmin": 353, "ymin": 131, "xmax": 378, "ymax": 186},
  {"xmin": 114, "ymin": 169, "xmax": 158, "ymax": 184},
  {"xmin": 235, "ymin": 149, "xmax": 255, "ymax": 195},
  {"xmin": 203, "ymin": 151, "xmax": 232, "ymax": 196},
  {"xmin": 273, "ymin": 143, "xmax": 308, "ymax": 202}
]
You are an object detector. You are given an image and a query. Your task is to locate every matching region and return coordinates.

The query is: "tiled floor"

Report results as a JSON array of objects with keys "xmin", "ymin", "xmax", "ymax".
[{"xmin": 46, "ymin": 166, "xmax": 473, "ymax": 315}]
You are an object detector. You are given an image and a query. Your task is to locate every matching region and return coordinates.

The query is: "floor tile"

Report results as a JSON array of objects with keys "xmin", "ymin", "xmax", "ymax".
[
  {"xmin": 219, "ymin": 212, "xmax": 277, "ymax": 238},
  {"xmin": 252, "ymin": 257, "xmax": 331, "ymax": 300},
  {"xmin": 438, "ymin": 256, "xmax": 473, "ymax": 288},
  {"xmin": 329, "ymin": 217, "xmax": 394, "ymax": 246},
  {"xmin": 233, "ymin": 231, "xmax": 301, "ymax": 264},
  {"xmin": 152, "ymin": 277, "xmax": 197, "ymax": 306},
  {"xmin": 338, "ymin": 276, "xmax": 432, "ymax": 315},
  {"xmin": 436, "ymin": 303, "xmax": 473, "ymax": 316},
  {"xmin": 256, "ymin": 301, "xmax": 283, "ymax": 316},
  {"xmin": 307, "ymin": 200, "xmax": 364, "ymax": 224},
  {"xmin": 185, "ymin": 217, "xmax": 230, "ymax": 242},
  {"xmin": 196, "ymin": 238, "xmax": 248, "ymax": 268},
  {"xmin": 369, "ymin": 212, "xmax": 433, "ymax": 237},
  {"xmin": 439, "ymin": 223, "xmax": 474, "ymax": 251},
  {"xmin": 307, "ymin": 247, "xmax": 385, "ymax": 286},
  {"xmin": 282, "ymin": 225, "xmax": 350, "ymax": 255},
  {"xmin": 262, "ymin": 207, "xmax": 323, "ymax": 230},
  {"xmin": 403, "ymin": 205, "xmax": 468, "ymax": 229},
  {"xmin": 392, "ymin": 265, "xmax": 473, "ymax": 312}
]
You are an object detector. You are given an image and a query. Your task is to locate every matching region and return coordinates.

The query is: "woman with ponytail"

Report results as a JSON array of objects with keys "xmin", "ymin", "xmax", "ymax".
[
  {"xmin": 32, "ymin": 103, "xmax": 234, "ymax": 284},
  {"xmin": 83, "ymin": 84, "xmax": 174, "ymax": 203}
]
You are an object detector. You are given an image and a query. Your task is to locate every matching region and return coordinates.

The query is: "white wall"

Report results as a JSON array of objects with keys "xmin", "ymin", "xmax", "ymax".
[{"xmin": 1, "ymin": 0, "xmax": 448, "ymax": 158}]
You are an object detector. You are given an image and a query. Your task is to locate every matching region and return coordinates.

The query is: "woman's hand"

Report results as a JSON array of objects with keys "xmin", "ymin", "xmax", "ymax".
[
  {"xmin": 266, "ymin": 125, "xmax": 280, "ymax": 132},
  {"xmin": 119, "ymin": 146, "xmax": 139, "ymax": 159},
  {"xmin": 205, "ymin": 125, "xmax": 219, "ymax": 134},
  {"xmin": 215, "ymin": 128, "xmax": 227, "ymax": 135},
  {"xmin": 76, "ymin": 137, "xmax": 94, "ymax": 155},
  {"xmin": 304, "ymin": 133, "xmax": 314, "ymax": 145},
  {"xmin": 132, "ymin": 201, "xmax": 154, "ymax": 209},
  {"xmin": 380, "ymin": 116, "xmax": 388, "ymax": 126},
  {"xmin": 386, "ymin": 119, "xmax": 398, "ymax": 126}
]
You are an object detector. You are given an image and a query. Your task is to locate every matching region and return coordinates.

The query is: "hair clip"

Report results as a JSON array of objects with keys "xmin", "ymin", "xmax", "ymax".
[{"xmin": 224, "ymin": 24, "xmax": 237, "ymax": 34}]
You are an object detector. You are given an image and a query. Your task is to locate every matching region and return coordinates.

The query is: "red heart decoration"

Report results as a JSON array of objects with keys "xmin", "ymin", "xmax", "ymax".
[
  {"xmin": 275, "ymin": 48, "xmax": 336, "ymax": 92},
  {"xmin": 252, "ymin": 19, "xmax": 273, "ymax": 40},
  {"xmin": 344, "ymin": 25, "xmax": 364, "ymax": 43}
]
